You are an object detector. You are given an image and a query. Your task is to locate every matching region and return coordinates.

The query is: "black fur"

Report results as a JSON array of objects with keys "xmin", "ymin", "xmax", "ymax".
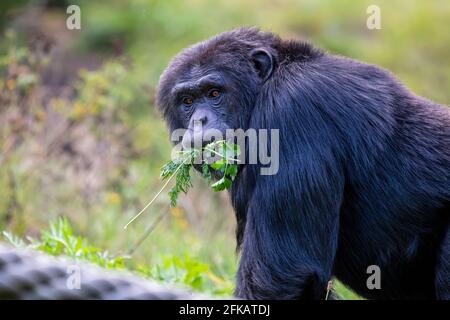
[{"xmin": 157, "ymin": 28, "xmax": 450, "ymax": 299}]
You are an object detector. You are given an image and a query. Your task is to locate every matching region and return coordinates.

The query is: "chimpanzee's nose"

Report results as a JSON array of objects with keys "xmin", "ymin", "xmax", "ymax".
[
  {"xmin": 196, "ymin": 115, "xmax": 207, "ymax": 123},
  {"xmin": 191, "ymin": 115, "xmax": 207, "ymax": 130}
]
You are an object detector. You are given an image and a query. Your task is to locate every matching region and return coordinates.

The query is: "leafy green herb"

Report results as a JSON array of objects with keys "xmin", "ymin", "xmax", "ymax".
[{"xmin": 124, "ymin": 140, "xmax": 239, "ymax": 229}]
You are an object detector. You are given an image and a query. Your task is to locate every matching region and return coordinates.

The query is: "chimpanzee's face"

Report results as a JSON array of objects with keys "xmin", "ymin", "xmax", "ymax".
[
  {"xmin": 170, "ymin": 67, "xmax": 233, "ymax": 147},
  {"xmin": 157, "ymin": 37, "xmax": 274, "ymax": 148},
  {"xmin": 160, "ymin": 62, "xmax": 259, "ymax": 149}
]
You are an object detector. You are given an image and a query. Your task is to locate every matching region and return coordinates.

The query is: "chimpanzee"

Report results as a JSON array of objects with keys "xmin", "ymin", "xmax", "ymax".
[{"xmin": 156, "ymin": 28, "xmax": 450, "ymax": 299}]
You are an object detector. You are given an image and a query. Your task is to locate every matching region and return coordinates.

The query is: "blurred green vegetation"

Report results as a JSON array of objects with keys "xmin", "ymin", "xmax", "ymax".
[
  {"xmin": 3, "ymin": 218, "xmax": 234, "ymax": 294},
  {"xmin": 0, "ymin": 0, "xmax": 448, "ymax": 299}
]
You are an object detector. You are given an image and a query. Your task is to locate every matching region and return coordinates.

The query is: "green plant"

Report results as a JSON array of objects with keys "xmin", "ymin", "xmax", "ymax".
[
  {"xmin": 124, "ymin": 140, "xmax": 240, "ymax": 229},
  {"xmin": 3, "ymin": 218, "xmax": 128, "ymax": 269},
  {"xmin": 138, "ymin": 254, "xmax": 233, "ymax": 295},
  {"xmin": 162, "ymin": 140, "xmax": 240, "ymax": 204},
  {"xmin": 2, "ymin": 218, "xmax": 233, "ymax": 296}
]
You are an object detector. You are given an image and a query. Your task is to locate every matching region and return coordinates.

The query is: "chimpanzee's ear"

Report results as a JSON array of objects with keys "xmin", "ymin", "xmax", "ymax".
[{"xmin": 250, "ymin": 48, "xmax": 275, "ymax": 81}]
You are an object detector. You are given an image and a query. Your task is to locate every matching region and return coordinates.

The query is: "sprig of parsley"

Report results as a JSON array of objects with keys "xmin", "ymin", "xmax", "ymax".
[
  {"xmin": 124, "ymin": 140, "xmax": 239, "ymax": 229},
  {"xmin": 162, "ymin": 140, "xmax": 240, "ymax": 205}
]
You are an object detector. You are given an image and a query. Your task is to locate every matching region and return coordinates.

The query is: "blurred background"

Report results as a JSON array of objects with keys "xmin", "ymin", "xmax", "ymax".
[{"xmin": 0, "ymin": 0, "xmax": 448, "ymax": 299}]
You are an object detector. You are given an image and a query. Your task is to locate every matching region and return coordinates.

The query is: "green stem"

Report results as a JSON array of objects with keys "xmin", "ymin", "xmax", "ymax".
[{"xmin": 123, "ymin": 156, "xmax": 190, "ymax": 229}]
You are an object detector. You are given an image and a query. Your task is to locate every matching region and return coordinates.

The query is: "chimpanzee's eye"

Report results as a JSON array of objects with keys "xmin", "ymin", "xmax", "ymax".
[
  {"xmin": 182, "ymin": 97, "xmax": 193, "ymax": 106},
  {"xmin": 208, "ymin": 89, "xmax": 221, "ymax": 99}
]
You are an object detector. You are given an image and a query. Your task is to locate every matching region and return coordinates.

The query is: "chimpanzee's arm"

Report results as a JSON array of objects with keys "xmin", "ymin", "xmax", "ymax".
[{"xmin": 234, "ymin": 155, "xmax": 344, "ymax": 299}]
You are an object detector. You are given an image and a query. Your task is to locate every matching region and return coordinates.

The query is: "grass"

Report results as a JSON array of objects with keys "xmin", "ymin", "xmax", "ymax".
[
  {"xmin": 2, "ymin": 217, "xmax": 360, "ymax": 298},
  {"xmin": 3, "ymin": 218, "xmax": 234, "ymax": 296}
]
